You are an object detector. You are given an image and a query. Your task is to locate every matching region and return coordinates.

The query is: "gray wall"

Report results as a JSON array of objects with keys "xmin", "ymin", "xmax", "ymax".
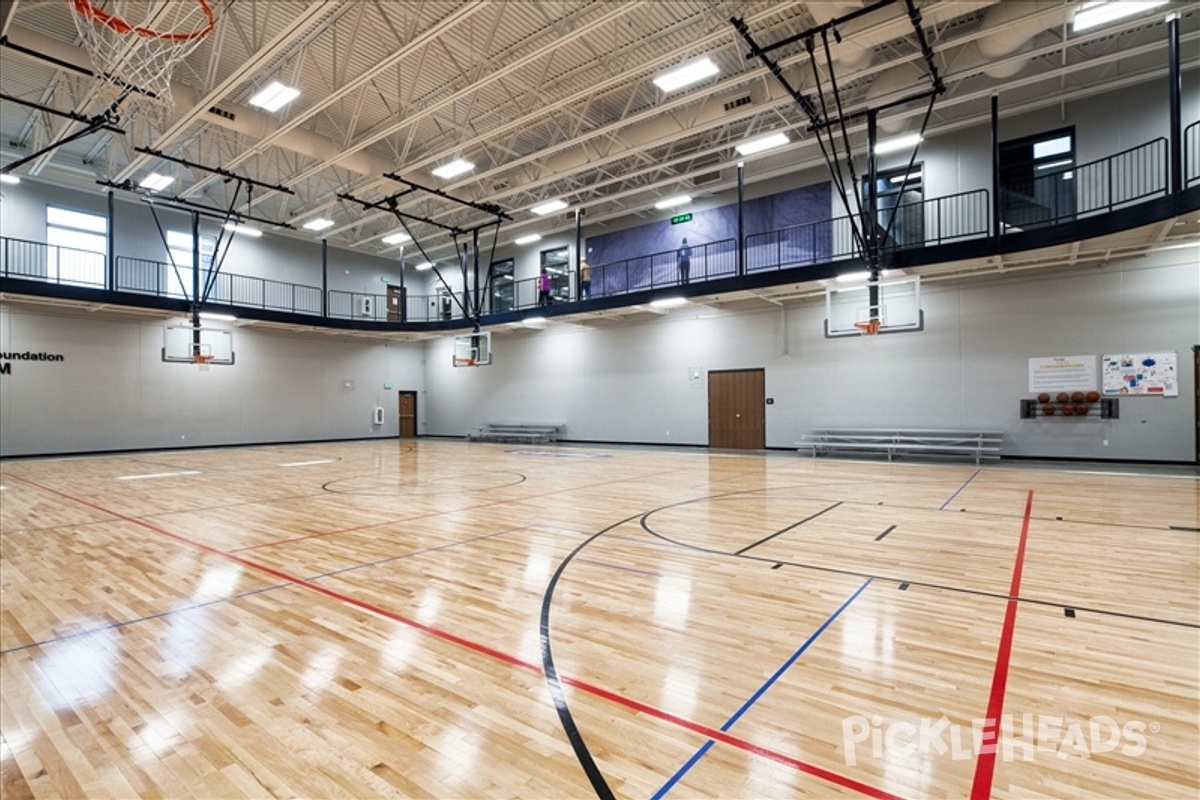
[
  {"xmin": 0, "ymin": 306, "xmax": 426, "ymax": 456},
  {"xmin": 424, "ymin": 247, "xmax": 1198, "ymax": 462}
]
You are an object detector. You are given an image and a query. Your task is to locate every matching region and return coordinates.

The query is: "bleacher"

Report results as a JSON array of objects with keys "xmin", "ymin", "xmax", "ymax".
[
  {"xmin": 467, "ymin": 423, "xmax": 564, "ymax": 444},
  {"xmin": 796, "ymin": 428, "xmax": 1002, "ymax": 464}
]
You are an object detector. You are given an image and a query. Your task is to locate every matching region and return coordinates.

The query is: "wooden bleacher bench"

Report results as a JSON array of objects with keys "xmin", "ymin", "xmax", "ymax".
[
  {"xmin": 467, "ymin": 423, "xmax": 563, "ymax": 444},
  {"xmin": 796, "ymin": 428, "xmax": 1002, "ymax": 464}
]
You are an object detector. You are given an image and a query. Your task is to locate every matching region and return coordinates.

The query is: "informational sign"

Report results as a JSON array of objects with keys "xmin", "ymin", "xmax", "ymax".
[
  {"xmin": 1101, "ymin": 352, "xmax": 1178, "ymax": 396},
  {"xmin": 1028, "ymin": 355, "xmax": 1097, "ymax": 393},
  {"xmin": 670, "ymin": 213, "xmax": 693, "ymax": 225}
]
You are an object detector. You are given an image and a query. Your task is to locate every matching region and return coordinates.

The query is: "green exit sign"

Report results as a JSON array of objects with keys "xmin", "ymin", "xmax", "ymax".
[{"xmin": 670, "ymin": 213, "xmax": 693, "ymax": 225}]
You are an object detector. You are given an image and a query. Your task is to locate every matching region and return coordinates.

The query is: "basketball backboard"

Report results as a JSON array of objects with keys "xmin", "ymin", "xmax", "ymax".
[
  {"xmin": 825, "ymin": 275, "xmax": 923, "ymax": 337},
  {"xmin": 452, "ymin": 331, "xmax": 492, "ymax": 367}
]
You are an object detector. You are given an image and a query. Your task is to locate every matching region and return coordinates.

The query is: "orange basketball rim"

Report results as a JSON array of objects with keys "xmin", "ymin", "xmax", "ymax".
[{"xmin": 72, "ymin": 0, "xmax": 215, "ymax": 41}]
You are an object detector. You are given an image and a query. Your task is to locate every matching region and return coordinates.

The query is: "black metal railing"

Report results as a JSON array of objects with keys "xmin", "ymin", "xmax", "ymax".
[
  {"xmin": 1, "ymin": 237, "xmax": 106, "ymax": 288},
  {"xmin": 1001, "ymin": 138, "xmax": 1167, "ymax": 231},
  {"xmin": 1185, "ymin": 120, "xmax": 1199, "ymax": 188},
  {"xmin": 590, "ymin": 237, "xmax": 736, "ymax": 297}
]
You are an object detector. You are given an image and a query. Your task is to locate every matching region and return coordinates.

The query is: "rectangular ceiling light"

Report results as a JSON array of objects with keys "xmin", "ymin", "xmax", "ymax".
[
  {"xmin": 302, "ymin": 218, "xmax": 335, "ymax": 231},
  {"xmin": 248, "ymin": 81, "xmax": 300, "ymax": 112},
  {"xmin": 654, "ymin": 194, "xmax": 692, "ymax": 210},
  {"xmin": 381, "ymin": 232, "xmax": 411, "ymax": 245},
  {"xmin": 199, "ymin": 311, "xmax": 237, "ymax": 322},
  {"xmin": 0, "ymin": 174, "xmax": 19, "ymax": 185},
  {"xmin": 735, "ymin": 132, "xmax": 790, "ymax": 156},
  {"xmin": 649, "ymin": 296, "xmax": 687, "ymax": 309},
  {"xmin": 139, "ymin": 173, "xmax": 174, "ymax": 191},
  {"xmin": 414, "ymin": 261, "xmax": 434, "ymax": 271},
  {"xmin": 223, "ymin": 222, "xmax": 262, "ymax": 237},
  {"xmin": 653, "ymin": 56, "xmax": 719, "ymax": 92},
  {"xmin": 1072, "ymin": 1, "xmax": 1167, "ymax": 33},
  {"xmin": 431, "ymin": 158, "xmax": 474, "ymax": 179},
  {"xmin": 514, "ymin": 233, "xmax": 542, "ymax": 245},
  {"xmin": 531, "ymin": 199, "xmax": 568, "ymax": 215},
  {"xmin": 873, "ymin": 133, "xmax": 923, "ymax": 155}
]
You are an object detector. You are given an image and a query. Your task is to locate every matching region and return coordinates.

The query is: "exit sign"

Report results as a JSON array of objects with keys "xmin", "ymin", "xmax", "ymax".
[{"xmin": 670, "ymin": 213, "xmax": 693, "ymax": 225}]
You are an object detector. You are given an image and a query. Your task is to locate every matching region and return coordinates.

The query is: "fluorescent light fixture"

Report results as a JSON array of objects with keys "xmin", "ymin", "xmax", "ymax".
[
  {"xmin": 735, "ymin": 132, "xmax": 790, "ymax": 156},
  {"xmin": 303, "ymin": 218, "xmax": 335, "ymax": 231},
  {"xmin": 381, "ymin": 232, "xmax": 411, "ymax": 245},
  {"xmin": 248, "ymin": 81, "xmax": 300, "ymax": 112},
  {"xmin": 223, "ymin": 222, "xmax": 262, "ymax": 237},
  {"xmin": 0, "ymin": 174, "xmax": 21, "ymax": 185},
  {"xmin": 414, "ymin": 261, "xmax": 434, "ymax": 271},
  {"xmin": 654, "ymin": 194, "xmax": 692, "ymax": 210},
  {"xmin": 874, "ymin": 133, "xmax": 922, "ymax": 155},
  {"xmin": 653, "ymin": 56, "xmax": 719, "ymax": 92},
  {"xmin": 199, "ymin": 311, "xmax": 237, "ymax": 322},
  {"xmin": 650, "ymin": 296, "xmax": 687, "ymax": 309},
  {"xmin": 531, "ymin": 199, "xmax": 568, "ymax": 215},
  {"xmin": 139, "ymin": 172, "xmax": 174, "ymax": 191},
  {"xmin": 836, "ymin": 270, "xmax": 872, "ymax": 283},
  {"xmin": 514, "ymin": 233, "xmax": 542, "ymax": 245},
  {"xmin": 521, "ymin": 316, "xmax": 547, "ymax": 328},
  {"xmin": 889, "ymin": 172, "xmax": 922, "ymax": 184},
  {"xmin": 432, "ymin": 158, "xmax": 474, "ymax": 179},
  {"xmin": 1072, "ymin": 1, "xmax": 1167, "ymax": 33}
]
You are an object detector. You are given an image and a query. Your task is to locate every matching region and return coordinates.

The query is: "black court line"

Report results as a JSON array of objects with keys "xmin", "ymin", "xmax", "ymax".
[
  {"xmin": 637, "ymin": 498, "xmax": 1199, "ymax": 630},
  {"xmin": 576, "ymin": 558, "xmax": 662, "ymax": 578},
  {"xmin": 734, "ymin": 502, "xmax": 842, "ymax": 555},
  {"xmin": 874, "ymin": 524, "xmax": 897, "ymax": 542}
]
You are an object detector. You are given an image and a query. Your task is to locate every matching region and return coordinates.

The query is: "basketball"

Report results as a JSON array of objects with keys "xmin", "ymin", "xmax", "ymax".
[
  {"xmin": 1043, "ymin": 404, "xmax": 1056, "ymax": 415},
  {"xmin": 1056, "ymin": 392, "xmax": 1070, "ymax": 403},
  {"xmin": 1071, "ymin": 391, "xmax": 1085, "ymax": 402},
  {"xmin": 1037, "ymin": 392, "xmax": 1050, "ymax": 403},
  {"xmin": 1062, "ymin": 405, "xmax": 1075, "ymax": 415},
  {"xmin": 1086, "ymin": 390, "xmax": 1100, "ymax": 402},
  {"xmin": 1075, "ymin": 403, "xmax": 1089, "ymax": 415}
]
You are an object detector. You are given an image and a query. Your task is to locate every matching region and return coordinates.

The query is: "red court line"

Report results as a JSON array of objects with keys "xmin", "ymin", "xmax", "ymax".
[
  {"xmin": 232, "ymin": 466, "xmax": 687, "ymax": 552},
  {"xmin": 970, "ymin": 489, "xmax": 1033, "ymax": 800},
  {"xmin": 10, "ymin": 474, "xmax": 897, "ymax": 800}
]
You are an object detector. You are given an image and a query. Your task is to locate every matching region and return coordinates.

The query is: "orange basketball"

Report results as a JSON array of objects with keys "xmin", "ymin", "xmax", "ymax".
[
  {"xmin": 1042, "ymin": 404, "xmax": 1056, "ymax": 416},
  {"xmin": 1071, "ymin": 391, "xmax": 1085, "ymax": 402},
  {"xmin": 1056, "ymin": 392, "xmax": 1070, "ymax": 403},
  {"xmin": 1075, "ymin": 403, "xmax": 1089, "ymax": 415},
  {"xmin": 1085, "ymin": 390, "xmax": 1100, "ymax": 402},
  {"xmin": 1062, "ymin": 405, "xmax": 1075, "ymax": 416},
  {"xmin": 1037, "ymin": 392, "xmax": 1050, "ymax": 403}
]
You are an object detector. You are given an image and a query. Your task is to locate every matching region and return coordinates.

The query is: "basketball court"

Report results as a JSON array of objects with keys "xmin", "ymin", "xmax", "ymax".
[{"xmin": 1, "ymin": 440, "xmax": 1196, "ymax": 798}]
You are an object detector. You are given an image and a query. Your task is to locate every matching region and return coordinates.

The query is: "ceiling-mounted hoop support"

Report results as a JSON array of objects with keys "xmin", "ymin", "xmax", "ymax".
[{"xmin": 731, "ymin": 0, "xmax": 945, "ymax": 280}]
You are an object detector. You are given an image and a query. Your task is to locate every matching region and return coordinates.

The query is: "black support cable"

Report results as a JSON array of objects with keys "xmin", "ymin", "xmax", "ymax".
[
  {"xmin": 136, "ymin": 147, "xmax": 294, "ymax": 195},
  {"xmin": 878, "ymin": 91, "xmax": 938, "ymax": 252}
]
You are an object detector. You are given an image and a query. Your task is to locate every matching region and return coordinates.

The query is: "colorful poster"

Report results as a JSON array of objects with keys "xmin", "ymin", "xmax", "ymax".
[
  {"xmin": 1101, "ymin": 353, "xmax": 1178, "ymax": 396},
  {"xmin": 1028, "ymin": 355, "xmax": 1097, "ymax": 393}
]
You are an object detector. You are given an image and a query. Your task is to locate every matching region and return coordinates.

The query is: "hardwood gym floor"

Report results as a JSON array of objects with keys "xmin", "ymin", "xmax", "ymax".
[{"xmin": 1, "ymin": 440, "xmax": 1197, "ymax": 799}]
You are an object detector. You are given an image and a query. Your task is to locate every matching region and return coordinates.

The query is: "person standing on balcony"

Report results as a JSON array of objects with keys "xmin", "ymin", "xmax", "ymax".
[
  {"xmin": 579, "ymin": 258, "xmax": 592, "ymax": 299},
  {"xmin": 677, "ymin": 237, "xmax": 691, "ymax": 284},
  {"xmin": 538, "ymin": 266, "xmax": 552, "ymax": 307}
]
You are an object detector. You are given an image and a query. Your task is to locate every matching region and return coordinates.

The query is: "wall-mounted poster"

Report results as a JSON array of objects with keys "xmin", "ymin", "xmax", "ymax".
[
  {"xmin": 1028, "ymin": 355, "xmax": 1097, "ymax": 393},
  {"xmin": 1101, "ymin": 352, "xmax": 1178, "ymax": 396}
]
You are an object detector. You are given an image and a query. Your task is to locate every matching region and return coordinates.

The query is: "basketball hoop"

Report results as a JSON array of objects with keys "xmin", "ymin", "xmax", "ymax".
[
  {"xmin": 194, "ymin": 352, "xmax": 214, "ymax": 369},
  {"xmin": 71, "ymin": 0, "xmax": 216, "ymax": 121},
  {"xmin": 853, "ymin": 319, "xmax": 882, "ymax": 336}
]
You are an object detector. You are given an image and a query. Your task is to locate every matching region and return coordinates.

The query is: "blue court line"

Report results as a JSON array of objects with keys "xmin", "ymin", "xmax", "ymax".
[
  {"xmin": 651, "ymin": 576, "xmax": 874, "ymax": 799},
  {"xmin": 939, "ymin": 468, "xmax": 981, "ymax": 510}
]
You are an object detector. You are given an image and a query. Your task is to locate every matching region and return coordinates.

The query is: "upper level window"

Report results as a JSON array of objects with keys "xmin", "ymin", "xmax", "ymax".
[
  {"xmin": 165, "ymin": 229, "xmax": 217, "ymax": 298},
  {"xmin": 1000, "ymin": 128, "xmax": 1076, "ymax": 229},
  {"xmin": 46, "ymin": 206, "xmax": 106, "ymax": 286},
  {"xmin": 867, "ymin": 164, "xmax": 924, "ymax": 248}
]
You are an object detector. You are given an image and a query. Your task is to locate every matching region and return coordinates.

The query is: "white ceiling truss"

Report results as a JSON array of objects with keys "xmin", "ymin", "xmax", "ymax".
[{"xmin": 1, "ymin": 0, "xmax": 1198, "ymax": 269}]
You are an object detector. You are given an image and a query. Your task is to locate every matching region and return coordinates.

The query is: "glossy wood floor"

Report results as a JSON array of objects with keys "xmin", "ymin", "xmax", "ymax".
[{"xmin": 1, "ymin": 440, "xmax": 1197, "ymax": 799}]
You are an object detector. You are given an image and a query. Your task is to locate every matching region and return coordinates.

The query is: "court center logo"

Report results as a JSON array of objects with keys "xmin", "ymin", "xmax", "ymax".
[{"xmin": 841, "ymin": 714, "xmax": 1151, "ymax": 766}]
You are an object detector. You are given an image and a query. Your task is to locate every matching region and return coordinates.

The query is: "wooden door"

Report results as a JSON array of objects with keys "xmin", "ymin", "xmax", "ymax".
[
  {"xmin": 398, "ymin": 391, "xmax": 418, "ymax": 438},
  {"xmin": 708, "ymin": 369, "xmax": 765, "ymax": 449},
  {"xmin": 387, "ymin": 285, "xmax": 407, "ymax": 322}
]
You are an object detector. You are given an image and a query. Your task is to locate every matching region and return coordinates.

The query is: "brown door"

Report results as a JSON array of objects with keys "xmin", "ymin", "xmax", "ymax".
[
  {"xmin": 387, "ymin": 286, "xmax": 407, "ymax": 322},
  {"xmin": 398, "ymin": 391, "xmax": 418, "ymax": 438},
  {"xmin": 1194, "ymin": 345, "xmax": 1199, "ymax": 463},
  {"xmin": 708, "ymin": 369, "xmax": 765, "ymax": 449}
]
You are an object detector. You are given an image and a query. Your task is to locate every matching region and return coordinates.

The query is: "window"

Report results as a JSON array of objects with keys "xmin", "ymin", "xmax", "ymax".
[
  {"xmin": 46, "ymin": 206, "xmax": 106, "ymax": 286},
  {"xmin": 540, "ymin": 246, "xmax": 571, "ymax": 303},
  {"xmin": 489, "ymin": 258, "xmax": 515, "ymax": 313},
  {"xmin": 165, "ymin": 230, "xmax": 217, "ymax": 298},
  {"xmin": 1000, "ymin": 127, "xmax": 1076, "ymax": 229},
  {"xmin": 866, "ymin": 164, "xmax": 924, "ymax": 248}
]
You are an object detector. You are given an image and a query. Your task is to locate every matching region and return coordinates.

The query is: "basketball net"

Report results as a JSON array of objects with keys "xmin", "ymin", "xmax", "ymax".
[{"xmin": 71, "ymin": 0, "xmax": 216, "ymax": 125}]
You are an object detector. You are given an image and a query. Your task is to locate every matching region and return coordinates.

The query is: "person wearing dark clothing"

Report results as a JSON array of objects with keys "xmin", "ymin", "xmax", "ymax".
[{"xmin": 677, "ymin": 238, "xmax": 691, "ymax": 284}]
